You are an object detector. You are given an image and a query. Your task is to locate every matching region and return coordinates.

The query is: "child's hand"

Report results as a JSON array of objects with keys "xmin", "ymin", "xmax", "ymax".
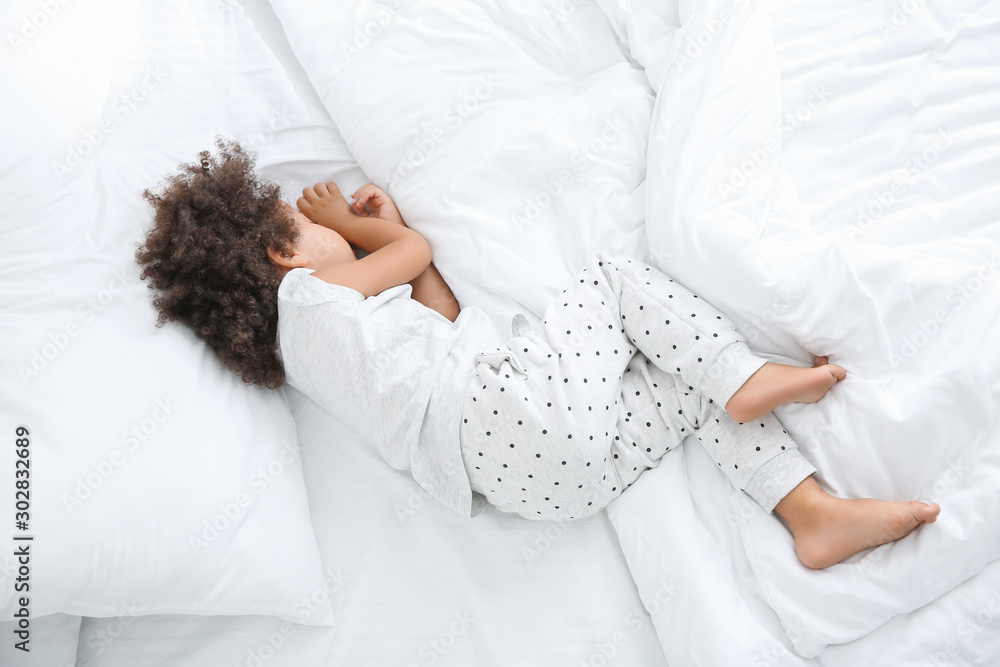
[
  {"xmin": 297, "ymin": 182, "xmax": 354, "ymax": 231},
  {"xmin": 351, "ymin": 184, "xmax": 404, "ymax": 225}
]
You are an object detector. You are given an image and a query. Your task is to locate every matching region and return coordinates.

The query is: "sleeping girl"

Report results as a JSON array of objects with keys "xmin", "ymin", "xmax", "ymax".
[{"xmin": 136, "ymin": 140, "xmax": 939, "ymax": 569}]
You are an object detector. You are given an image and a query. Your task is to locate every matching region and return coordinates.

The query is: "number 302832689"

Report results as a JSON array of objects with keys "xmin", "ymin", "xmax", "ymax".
[{"xmin": 14, "ymin": 425, "xmax": 31, "ymax": 533}]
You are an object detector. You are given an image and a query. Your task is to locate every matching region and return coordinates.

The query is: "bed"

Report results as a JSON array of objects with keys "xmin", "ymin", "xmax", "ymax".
[{"xmin": 1, "ymin": 0, "xmax": 997, "ymax": 665}]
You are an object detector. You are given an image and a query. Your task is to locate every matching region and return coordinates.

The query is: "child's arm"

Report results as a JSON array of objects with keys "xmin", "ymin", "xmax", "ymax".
[
  {"xmin": 408, "ymin": 263, "xmax": 460, "ymax": 322},
  {"xmin": 297, "ymin": 182, "xmax": 431, "ymax": 297},
  {"xmin": 351, "ymin": 184, "xmax": 460, "ymax": 322}
]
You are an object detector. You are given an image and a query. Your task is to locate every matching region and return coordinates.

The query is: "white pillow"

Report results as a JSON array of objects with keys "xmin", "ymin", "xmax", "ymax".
[
  {"xmin": 0, "ymin": 0, "xmax": 341, "ymax": 625},
  {"xmin": 0, "ymin": 152, "xmax": 331, "ymax": 625}
]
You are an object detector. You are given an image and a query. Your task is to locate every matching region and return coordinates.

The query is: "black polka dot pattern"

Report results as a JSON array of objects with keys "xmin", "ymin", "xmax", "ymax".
[{"xmin": 459, "ymin": 253, "xmax": 805, "ymax": 521}]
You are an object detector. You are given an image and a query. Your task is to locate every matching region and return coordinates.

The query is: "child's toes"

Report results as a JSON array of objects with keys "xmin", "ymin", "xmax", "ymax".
[{"xmin": 914, "ymin": 502, "xmax": 941, "ymax": 523}]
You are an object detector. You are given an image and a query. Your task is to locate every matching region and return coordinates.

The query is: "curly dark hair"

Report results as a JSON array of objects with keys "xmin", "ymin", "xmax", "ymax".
[{"xmin": 135, "ymin": 138, "xmax": 299, "ymax": 389}]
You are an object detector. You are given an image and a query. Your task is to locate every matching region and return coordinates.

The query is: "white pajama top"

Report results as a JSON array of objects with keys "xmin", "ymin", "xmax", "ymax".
[{"xmin": 276, "ymin": 267, "xmax": 527, "ymax": 518}]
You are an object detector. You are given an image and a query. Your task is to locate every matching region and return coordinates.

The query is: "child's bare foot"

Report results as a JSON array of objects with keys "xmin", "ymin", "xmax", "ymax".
[
  {"xmin": 725, "ymin": 357, "xmax": 847, "ymax": 423},
  {"xmin": 774, "ymin": 477, "xmax": 941, "ymax": 569}
]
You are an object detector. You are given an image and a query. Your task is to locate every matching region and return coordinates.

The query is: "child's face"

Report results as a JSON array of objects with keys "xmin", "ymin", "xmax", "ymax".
[{"xmin": 274, "ymin": 201, "xmax": 356, "ymax": 271}]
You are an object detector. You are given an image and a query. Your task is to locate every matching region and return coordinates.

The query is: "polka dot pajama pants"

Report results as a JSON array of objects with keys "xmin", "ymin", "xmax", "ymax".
[{"xmin": 459, "ymin": 253, "xmax": 816, "ymax": 521}]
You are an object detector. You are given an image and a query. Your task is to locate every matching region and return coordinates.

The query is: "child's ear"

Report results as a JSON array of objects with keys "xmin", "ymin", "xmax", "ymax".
[{"xmin": 266, "ymin": 244, "xmax": 308, "ymax": 269}]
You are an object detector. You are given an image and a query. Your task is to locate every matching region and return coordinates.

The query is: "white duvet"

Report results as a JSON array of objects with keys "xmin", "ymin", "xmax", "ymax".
[{"xmin": 608, "ymin": 0, "xmax": 1000, "ymax": 660}]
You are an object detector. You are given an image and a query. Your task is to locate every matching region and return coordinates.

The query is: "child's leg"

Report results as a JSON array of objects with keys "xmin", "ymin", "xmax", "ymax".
[
  {"xmin": 461, "ymin": 251, "xmax": 818, "ymax": 521},
  {"xmin": 460, "ymin": 259, "xmax": 671, "ymax": 520},
  {"xmin": 613, "ymin": 357, "xmax": 815, "ymax": 512},
  {"xmin": 576, "ymin": 253, "xmax": 844, "ymax": 422},
  {"xmin": 613, "ymin": 361, "xmax": 940, "ymax": 569},
  {"xmin": 460, "ymin": 252, "xmax": 905, "ymax": 548}
]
